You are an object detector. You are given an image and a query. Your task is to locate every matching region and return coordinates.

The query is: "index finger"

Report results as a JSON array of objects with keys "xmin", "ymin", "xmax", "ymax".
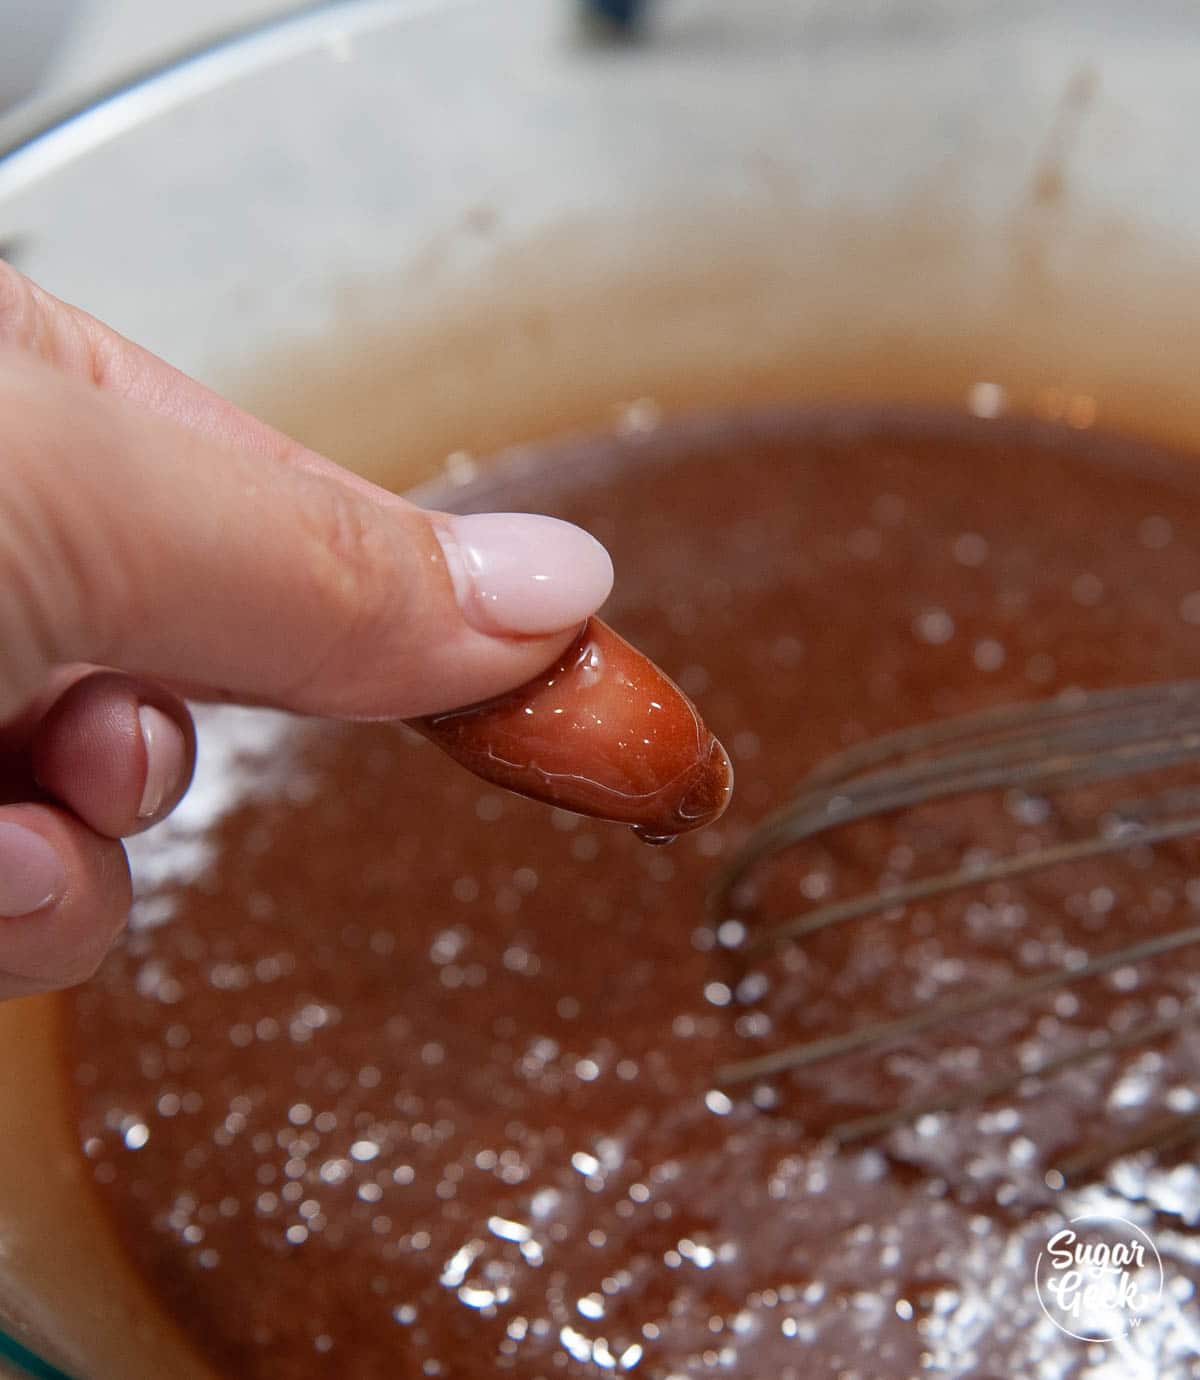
[{"xmin": 0, "ymin": 259, "xmax": 385, "ymax": 498}]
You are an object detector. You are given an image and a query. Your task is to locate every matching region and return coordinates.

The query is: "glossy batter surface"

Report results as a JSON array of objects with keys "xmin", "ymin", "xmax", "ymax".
[
  {"xmin": 65, "ymin": 410, "xmax": 1200, "ymax": 1377},
  {"xmin": 415, "ymin": 617, "xmax": 732, "ymax": 844}
]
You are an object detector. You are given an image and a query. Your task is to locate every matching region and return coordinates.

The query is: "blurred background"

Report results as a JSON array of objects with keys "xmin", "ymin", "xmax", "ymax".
[{"xmin": 0, "ymin": 0, "xmax": 307, "ymax": 120}]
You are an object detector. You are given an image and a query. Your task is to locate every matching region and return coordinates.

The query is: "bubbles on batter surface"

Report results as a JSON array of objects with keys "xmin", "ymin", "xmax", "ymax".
[
  {"xmin": 913, "ymin": 607, "xmax": 955, "ymax": 645},
  {"xmin": 65, "ymin": 410, "xmax": 1200, "ymax": 1377}
]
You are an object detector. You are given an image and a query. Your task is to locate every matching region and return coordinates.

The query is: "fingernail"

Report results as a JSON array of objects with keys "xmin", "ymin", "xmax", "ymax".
[
  {"xmin": 138, "ymin": 705, "xmax": 187, "ymax": 819},
  {"xmin": 0, "ymin": 823, "xmax": 64, "ymax": 917},
  {"xmin": 434, "ymin": 513, "xmax": 614, "ymax": 637}
]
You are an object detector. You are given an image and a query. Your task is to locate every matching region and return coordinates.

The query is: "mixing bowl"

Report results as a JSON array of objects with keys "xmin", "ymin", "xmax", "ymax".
[{"xmin": 2, "ymin": 1, "xmax": 1200, "ymax": 1374}]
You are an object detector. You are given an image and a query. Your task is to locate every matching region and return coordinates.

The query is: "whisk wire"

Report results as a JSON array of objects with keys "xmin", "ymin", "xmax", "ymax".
[
  {"xmin": 826, "ymin": 1004, "xmax": 1199, "ymax": 1146},
  {"xmin": 714, "ymin": 681, "xmax": 1200, "ymax": 1171},
  {"xmin": 714, "ymin": 679, "xmax": 1200, "ymax": 916},
  {"xmin": 718, "ymin": 922, "xmax": 1200, "ymax": 1085},
  {"xmin": 751, "ymin": 811, "xmax": 1200, "ymax": 951}
]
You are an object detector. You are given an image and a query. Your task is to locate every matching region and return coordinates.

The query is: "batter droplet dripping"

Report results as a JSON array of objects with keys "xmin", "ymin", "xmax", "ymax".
[{"xmin": 62, "ymin": 407, "xmax": 1200, "ymax": 1380}]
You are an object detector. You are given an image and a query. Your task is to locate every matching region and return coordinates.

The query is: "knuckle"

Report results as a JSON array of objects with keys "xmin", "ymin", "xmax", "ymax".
[
  {"xmin": 0, "ymin": 262, "xmax": 95, "ymax": 376},
  {"xmin": 307, "ymin": 484, "xmax": 386, "ymax": 610},
  {"xmin": 0, "ymin": 381, "xmax": 97, "ymax": 711},
  {"xmin": 0, "ymin": 489, "xmax": 63, "ymax": 717},
  {"xmin": 285, "ymin": 485, "xmax": 410, "ymax": 707},
  {"xmin": 0, "ymin": 260, "xmax": 36, "ymax": 350}
]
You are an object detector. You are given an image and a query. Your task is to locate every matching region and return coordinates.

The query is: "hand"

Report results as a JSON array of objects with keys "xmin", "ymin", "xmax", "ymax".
[{"xmin": 0, "ymin": 262, "xmax": 613, "ymax": 1000}]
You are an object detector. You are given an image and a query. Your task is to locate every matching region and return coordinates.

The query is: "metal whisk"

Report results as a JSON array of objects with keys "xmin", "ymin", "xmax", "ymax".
[{"xmin": 711, "ymin": 679, "xmax": 1200, "ymax": 1182}]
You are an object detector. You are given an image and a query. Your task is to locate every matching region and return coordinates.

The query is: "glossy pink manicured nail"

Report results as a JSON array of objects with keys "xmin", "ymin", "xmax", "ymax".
[
  {"xmin": 434, "ymin": 513, "xmax": 614, "ymax": 636},
  {"xmin": 138, "ymin": 705, "xmax": 187, "ymax": 819},
  {"xmin": 0, "ymin": 822, "xmax": 65, "ymax": 917}
]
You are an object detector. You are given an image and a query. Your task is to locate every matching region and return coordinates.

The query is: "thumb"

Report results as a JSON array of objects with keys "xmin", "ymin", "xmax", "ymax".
[{"xmin": 0, "ymin": 352, "xmax": 613, "ymax": 720}]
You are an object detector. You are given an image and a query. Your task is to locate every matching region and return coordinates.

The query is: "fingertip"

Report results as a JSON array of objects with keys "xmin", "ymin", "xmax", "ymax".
[
  {"xmin": 136, "ymin": 703, "xmax": 190, "ymax": 822},
  {"xmin": 0, "ymin": 804, "xmax": 129, "ymax": 997},
  {"xmin": 0, "ymin": 818, "xmax": 64, "ymax": 918},
  {"xmin": 433, "ymin": 512, "xmax": 614, "ymax": 638},
  {"xmin": 31, "ymin": 672, "xmax": 195, "ymax": 838}
]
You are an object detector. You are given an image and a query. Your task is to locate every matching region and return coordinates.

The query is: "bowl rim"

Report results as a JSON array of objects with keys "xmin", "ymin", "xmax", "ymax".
[{"xmin": 0, "ymin": 0, "xmax": 465, "ymax": 202}]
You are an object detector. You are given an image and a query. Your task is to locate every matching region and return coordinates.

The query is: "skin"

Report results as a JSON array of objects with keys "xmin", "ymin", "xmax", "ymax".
[{"xmin": 0, "ymin": 262, "xmax": 607, "ymax": 1001}]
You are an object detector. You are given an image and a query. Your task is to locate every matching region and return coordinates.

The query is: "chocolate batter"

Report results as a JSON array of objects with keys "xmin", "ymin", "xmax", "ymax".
[
  {"xmin": 65, "ymin": 408, "xmax": 1200, "ymax": 1377},
  {"xmin": 414, "ymin": 617, "xmax": 732, "ymax": 844}
]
